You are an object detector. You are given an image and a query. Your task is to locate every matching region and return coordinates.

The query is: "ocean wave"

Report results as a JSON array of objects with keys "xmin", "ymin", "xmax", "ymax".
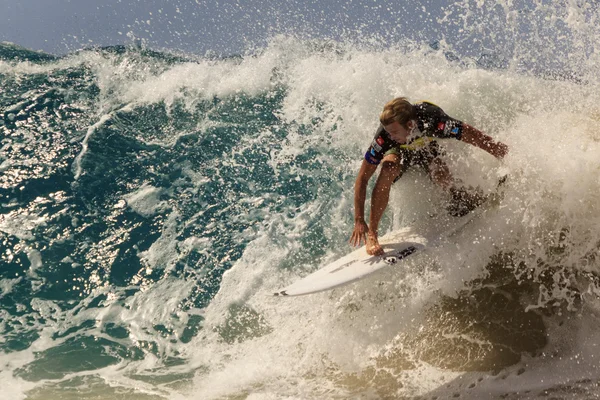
[{"xmin": 2, "ymin": 6, "xmax": 600, "ymax": 397}]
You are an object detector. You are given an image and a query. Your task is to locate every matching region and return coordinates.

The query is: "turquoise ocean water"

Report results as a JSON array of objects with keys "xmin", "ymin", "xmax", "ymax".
[{"xmin": 2, "ymin": 2, "xmax": 600, "ymax": 399}]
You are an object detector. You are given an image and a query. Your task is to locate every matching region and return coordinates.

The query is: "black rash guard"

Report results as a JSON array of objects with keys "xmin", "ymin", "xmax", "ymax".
[{"xmin": 364, "ymin": 101, "xmax": 464, "ymax": 165}]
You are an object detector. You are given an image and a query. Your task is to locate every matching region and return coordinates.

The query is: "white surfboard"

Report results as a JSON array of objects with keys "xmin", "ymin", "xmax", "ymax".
[
  {"xmin": 273, "ymin": 228, "xmax": 427, "ymax": 297},
  {"xmin": 273, "ymin": 177, "xmax": 507, "ymax": 297},
  {"xmin": 273, "ymin": 202, "xmax": 490, "ymax": 297}
]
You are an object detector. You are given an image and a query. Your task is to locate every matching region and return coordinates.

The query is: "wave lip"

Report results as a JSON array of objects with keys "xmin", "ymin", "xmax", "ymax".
[{"xmin": 0, "ymin": 42, "xmax": 57, "ymax": 63}]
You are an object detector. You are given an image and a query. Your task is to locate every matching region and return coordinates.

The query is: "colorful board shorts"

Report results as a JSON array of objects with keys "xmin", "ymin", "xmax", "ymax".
[{"xmin": 384, "ymin": 139, "xmax": 443, "ymax": 183}]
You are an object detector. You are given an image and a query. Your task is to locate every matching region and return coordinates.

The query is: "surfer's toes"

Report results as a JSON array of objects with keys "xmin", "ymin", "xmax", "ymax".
[
  {"xmin": 369, "ymin": 247, "xmax": 384, "ymax": 256},
  {"xmin": 366, "ymin": 247, "xmax": 381, "ymax": 256},
  {"xmin": 366, "ymin": 234, "xmax": 384, "ymax": 256}
]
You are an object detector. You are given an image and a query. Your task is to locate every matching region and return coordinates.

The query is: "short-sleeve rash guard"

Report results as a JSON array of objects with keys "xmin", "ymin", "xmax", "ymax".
[{"xmin": 364, "ymin": 101, "xmax": 464, "ymax": 165}]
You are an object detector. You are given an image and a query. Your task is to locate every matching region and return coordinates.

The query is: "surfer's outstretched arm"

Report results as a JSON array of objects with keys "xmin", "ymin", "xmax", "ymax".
[
  {"xmin": 351, "ymin": 159, "xmax": 377, "ymax": 247},
  {"xmin": 460, "ymin": 124, "xmax": 509, "ymax": 160}
]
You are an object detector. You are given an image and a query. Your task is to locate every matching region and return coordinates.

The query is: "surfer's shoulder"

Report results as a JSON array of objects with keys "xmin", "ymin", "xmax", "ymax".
[{"xmin": 414, "ymin": 100, "xmax": 442, "ymax": 110}]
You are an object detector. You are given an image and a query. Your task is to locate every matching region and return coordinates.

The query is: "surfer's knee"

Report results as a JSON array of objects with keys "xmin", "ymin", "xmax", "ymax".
[
  {"xmin": 428, "ymin": 157, "xmax": 452, "ymax": 190},
  {"xmin": 378, "ymin": 155, "xmax": 403, "ymax": 185}
]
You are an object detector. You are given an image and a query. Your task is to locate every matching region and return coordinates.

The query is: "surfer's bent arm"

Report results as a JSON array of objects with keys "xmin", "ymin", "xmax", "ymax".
[{"xmin": 460, "ymin": 124, "xmax": 509, "ymax": 160}]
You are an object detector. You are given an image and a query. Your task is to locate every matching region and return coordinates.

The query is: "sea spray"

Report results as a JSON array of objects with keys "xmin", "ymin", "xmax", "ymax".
[{"xmin": 2, "ymin": 1, "xmax": 600, "ymax": 398}]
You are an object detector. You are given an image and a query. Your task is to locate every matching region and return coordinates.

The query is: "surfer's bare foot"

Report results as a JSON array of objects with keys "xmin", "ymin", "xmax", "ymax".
[{"xmin": 366, "ymin": 232, "xmax": 384, "ymax": 256}]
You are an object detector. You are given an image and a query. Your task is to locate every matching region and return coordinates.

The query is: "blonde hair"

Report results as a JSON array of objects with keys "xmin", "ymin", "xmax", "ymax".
[{"xmin": 379, "ymin": 97, "xmax": 416, "ymax": 127}]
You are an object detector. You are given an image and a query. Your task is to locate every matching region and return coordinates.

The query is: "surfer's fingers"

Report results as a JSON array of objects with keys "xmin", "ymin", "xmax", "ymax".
[
  {"xmin": 350, "ymin": 232, "xmax": 358, "ymax": 246},
  {"xmin": 358, "ymin": 233, "xmax": 367, "ymax": 246},
  {"xmin": 356, "ymin": 232, "xmax": 366, "ymax": 247},
  {"xmin": 350, "ymin": 231, "xmax": 365, "ymax": 247}
]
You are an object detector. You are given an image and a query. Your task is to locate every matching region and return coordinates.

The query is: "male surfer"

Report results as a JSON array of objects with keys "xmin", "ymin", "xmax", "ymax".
[{"xmin": 350, "ymin": 97, "xmax": 508, "ymax": 256}]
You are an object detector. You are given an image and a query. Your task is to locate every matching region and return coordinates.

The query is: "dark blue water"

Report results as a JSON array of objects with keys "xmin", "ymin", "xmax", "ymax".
[{"xmin": 1, "ymin": 41, "xmax": 364, "ymax": 398}]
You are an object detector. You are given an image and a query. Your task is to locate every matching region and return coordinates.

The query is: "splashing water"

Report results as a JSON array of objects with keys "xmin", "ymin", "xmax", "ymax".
[{"xmin": 2, "ymin": 1, "xmax": 600, "ymax": 399}]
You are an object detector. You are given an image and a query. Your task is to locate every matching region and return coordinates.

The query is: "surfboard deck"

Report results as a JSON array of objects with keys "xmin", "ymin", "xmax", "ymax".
[
  {"xmin": 273, "ymin": 197, "xmax": 495, "ymax": 297},
  {"xmin": 273, "ymin": 228, "xmax": 428, "ymax": 297}
]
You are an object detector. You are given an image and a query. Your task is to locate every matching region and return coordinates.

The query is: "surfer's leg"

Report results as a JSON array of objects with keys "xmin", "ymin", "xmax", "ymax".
[
  {"xmin": 428, "ymin": 157, "xmax": 454, "ymax": 191},
  {"xmin": 370, "ymin": 154, "xmax": 402, "ymax": 231},
  {"xmin": 367, "ymin": 154, "xmax": 402, "ymax": 255},
  {"xmin": 426, "ymin": 156, "xmax": 485, "ymax": 216},
  {"xmin": 422, "ymin": 145, "xmax": 483, "ymax": 216},
  {"xmin": 422, "ymin": 143, "xmax": 453, "ymax": 191}
]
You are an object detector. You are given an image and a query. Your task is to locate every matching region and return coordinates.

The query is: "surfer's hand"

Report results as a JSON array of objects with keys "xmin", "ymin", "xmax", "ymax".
[
  {"xmin": 350, "ymin": 219, "xmax": 369, "ymax": 247},
  {"xmin": 366, "ymin": 231, "xmax": 384, "ymax": 256}
]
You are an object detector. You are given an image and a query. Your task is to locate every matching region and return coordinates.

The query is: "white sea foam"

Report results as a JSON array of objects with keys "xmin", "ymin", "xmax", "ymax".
[
  {"xmin": 0, "ymin": 277, "xmax": 21, "ymax": 299},
  {"xmin": 72, "ymin": 113, "xmax": 114, "ymax": 181},
  {"xmin": 3, "ymin": 2, "xmax": 600, "ymax": 397},
  {"xmin": 168, "ymin": 37, "xmax": 600, "ymax": 399},
  {"xmin": 123, "ymin": 183, "xmax": 168, "ymax": 217},
  {"xmin": 0, "ymin": 210, "xmax": 47, "ymax": 241}
]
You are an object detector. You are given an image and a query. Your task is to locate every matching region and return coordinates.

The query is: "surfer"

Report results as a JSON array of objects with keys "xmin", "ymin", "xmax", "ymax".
[{"xmin": 350, "ymin": 97, "xmax": 509, "ymax": 256}]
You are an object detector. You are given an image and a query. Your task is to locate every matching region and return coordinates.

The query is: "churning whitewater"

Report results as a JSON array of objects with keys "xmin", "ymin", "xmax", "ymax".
[{"xmin": 2, "ymin": 1, "xmax": 600, "ymax": 399}]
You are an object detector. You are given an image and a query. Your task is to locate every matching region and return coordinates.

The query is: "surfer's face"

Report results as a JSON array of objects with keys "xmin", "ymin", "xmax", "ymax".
[{"xmin": 384, "ymin": 121, "xmax": 416, "ymax": 144}]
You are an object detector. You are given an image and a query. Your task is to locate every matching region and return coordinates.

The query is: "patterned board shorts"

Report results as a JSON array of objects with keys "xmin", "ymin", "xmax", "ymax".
[{"xmin": 385, "ymin": 140, "xmax": 443, "ymax": 183}]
